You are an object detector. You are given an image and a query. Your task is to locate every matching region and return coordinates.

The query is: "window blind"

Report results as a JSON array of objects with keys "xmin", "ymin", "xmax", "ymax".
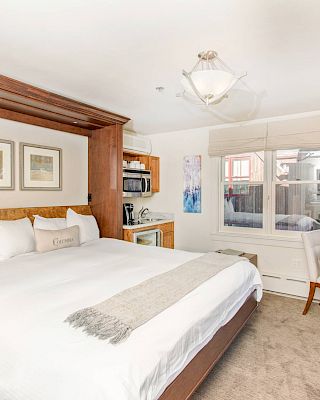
[
  {"xmin": 208, "ymin": 115, "xmax": 320, "ymax": 156},
  {"xmin": 266, "ymin": 116, "xmax": 320, "ymax": 150}
]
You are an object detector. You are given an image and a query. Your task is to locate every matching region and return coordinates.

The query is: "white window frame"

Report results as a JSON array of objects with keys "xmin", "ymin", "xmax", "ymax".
[
  {"xmin": 219, "ymin": 149, "xmax": 320, "ymax": 238},
  {"xmin": 219, "ymin": 151, "xmax": 268, "ymax": 234},
  {"xmin": 271, "ymin": 150, "xmax": 320, "ymax": 237}
]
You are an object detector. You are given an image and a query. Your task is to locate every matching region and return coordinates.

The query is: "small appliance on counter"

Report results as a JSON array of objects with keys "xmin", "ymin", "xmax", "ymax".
[{"xmin": 123, "ymin": 203, "xmax": 135, "ymax": 225}]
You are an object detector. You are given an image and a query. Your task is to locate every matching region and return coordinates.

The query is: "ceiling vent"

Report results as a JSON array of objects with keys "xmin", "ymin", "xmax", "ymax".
[{"xmin": 123, "ymin": 131, "xmax": 152, "ymax": 154}]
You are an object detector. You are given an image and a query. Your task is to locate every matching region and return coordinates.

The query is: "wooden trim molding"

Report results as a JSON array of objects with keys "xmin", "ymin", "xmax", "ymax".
[
  {"xmin": 0, "ymin": 74, "xmax": 130, "ymax": 134},
  {"xmin": 0, "ymin": 108, "xmax": 91, "ymax": 136}
]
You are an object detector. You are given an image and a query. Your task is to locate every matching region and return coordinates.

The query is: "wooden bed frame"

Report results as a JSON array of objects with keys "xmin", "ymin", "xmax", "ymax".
[
  {"xmin": 0, "ymin": 205, "xmax": 258, "ymax": 400},
  {"xmin": 159, "ymin": 291, "xmax": 257, "ymax": 399}
]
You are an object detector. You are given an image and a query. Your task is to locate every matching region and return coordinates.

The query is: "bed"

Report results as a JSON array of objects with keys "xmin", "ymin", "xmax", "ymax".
[{"xmin": 0, "ymin": 206, "xmax": 263, "ymax": 400}]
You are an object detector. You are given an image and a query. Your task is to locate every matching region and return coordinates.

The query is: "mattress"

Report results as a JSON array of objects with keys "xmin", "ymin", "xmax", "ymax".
[{"xmin": 0, "ymin": 238, "xmax": 262, "ymax": 400}]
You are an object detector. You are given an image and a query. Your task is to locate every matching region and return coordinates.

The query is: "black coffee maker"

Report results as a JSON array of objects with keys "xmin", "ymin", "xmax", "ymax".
[{"xmin": 123, "ymin": 203, "xmax": 134, "ymax": 225}]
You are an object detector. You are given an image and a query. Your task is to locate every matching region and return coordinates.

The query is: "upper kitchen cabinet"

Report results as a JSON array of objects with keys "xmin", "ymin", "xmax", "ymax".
[
  {"xmin": 123, "ymin": 151, "xmax": 160, "ymax": 193},
  {"xmin": 149, "ymin": 156, "xmax": 160, "ymax": 192}
]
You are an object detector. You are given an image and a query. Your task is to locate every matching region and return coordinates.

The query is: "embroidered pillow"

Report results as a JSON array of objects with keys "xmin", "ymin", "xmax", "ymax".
[{"xmin": 34, "ymin": 225, "xmax": 80, "ymax": 253}]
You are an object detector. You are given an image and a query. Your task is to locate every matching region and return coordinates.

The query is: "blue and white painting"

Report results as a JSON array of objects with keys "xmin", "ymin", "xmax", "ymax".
[{"xmin": 183, "ymin": 155, "xmax": 201, "ymax": 213}]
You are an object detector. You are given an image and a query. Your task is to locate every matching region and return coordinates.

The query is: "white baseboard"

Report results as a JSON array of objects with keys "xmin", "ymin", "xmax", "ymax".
[
  {"xmin": 261, "ymin": 274, "xmax": 320, "ymax": 300},
  {"xmin": 263, "ymin": 289, "xmax": 320, "ymax": 304}
]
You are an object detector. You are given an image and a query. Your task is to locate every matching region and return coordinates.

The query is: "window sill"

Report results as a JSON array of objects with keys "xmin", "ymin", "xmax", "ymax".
[{"xmin": 211, "ymin": 230, "xmax": 304, "ymax": 248}]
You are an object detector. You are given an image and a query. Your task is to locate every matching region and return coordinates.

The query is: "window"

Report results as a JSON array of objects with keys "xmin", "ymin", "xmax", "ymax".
[
  {"xmin": 221, "ymin": 149, "xmax": 320, "ymax": 234},
  {"xmin": 274, "ymin": 149, "xmax": 320, "ymax": 232},
  {"xmin": 223, "ymin": 152, "xmax": 264, "ymax": 229}
]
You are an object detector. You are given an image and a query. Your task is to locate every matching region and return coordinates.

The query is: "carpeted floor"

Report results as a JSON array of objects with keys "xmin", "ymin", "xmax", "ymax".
[{"xmin": 192, "ymin": 293, "xmax": 320, "ymax": 400}]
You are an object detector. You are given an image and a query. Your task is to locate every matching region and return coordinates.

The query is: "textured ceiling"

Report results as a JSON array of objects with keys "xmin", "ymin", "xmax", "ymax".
[{"xmin": 1, "ymin": 0, "xmax": 320, "ymax": 134}]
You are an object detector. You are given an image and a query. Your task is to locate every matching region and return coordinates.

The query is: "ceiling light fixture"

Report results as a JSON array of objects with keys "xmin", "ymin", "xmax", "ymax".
[{"xmin": 181, "ymin": 50, "xmax": 247, "ymax": 106}]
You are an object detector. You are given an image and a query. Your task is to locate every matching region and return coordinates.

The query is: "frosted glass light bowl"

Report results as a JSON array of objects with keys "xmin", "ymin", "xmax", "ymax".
[{"xmin": 181, "ymin": 70, "xmax": 237, "ymax": 104}]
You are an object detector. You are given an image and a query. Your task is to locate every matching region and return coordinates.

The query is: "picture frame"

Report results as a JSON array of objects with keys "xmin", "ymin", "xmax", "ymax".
[
  {"xmin": 0, "ymin": 139, "xmax": 14, "ymax": 190},
  {"xmin": 20, "ymin": 143, "xmax": 62, "ymax": 191}
]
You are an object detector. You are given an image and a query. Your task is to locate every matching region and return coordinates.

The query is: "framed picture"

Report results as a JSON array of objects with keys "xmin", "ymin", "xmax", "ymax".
[
  {"xmin": 0, "ymin": 139, "xmax": 14, "ymax": 190},
  {"xmin": 20, "ymin": 143, "xmax": 62, "ymax": 191}
]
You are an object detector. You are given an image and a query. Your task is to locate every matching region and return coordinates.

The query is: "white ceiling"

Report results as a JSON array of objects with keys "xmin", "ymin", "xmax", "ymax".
[{"xmin": 1, "ymin": 0, "xmax": 320, "ymax": 134}]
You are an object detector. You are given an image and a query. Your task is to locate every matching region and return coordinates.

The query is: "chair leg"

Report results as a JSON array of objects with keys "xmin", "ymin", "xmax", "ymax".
[{"xmin": 303, "ymin": 282, "xmax": 316, "ymax": 315}]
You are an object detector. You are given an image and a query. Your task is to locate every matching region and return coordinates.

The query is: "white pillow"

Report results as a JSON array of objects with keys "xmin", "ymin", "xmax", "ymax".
[
  {"xmin": 33, "ymin": 215, "xmax": 67, "ymax": 231},
  {"xmin": 0, "ymin": 217, "xmax": 35, "ymax": 260},
  {"xmin": 66, "ymin": 208, "xmax": 100, "ymax": 244}
]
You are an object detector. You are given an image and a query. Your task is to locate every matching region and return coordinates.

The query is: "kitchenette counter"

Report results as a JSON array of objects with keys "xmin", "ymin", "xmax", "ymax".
[{"xmin": 123, "ymin": 219, "xmax": 174, "ymax": 230}]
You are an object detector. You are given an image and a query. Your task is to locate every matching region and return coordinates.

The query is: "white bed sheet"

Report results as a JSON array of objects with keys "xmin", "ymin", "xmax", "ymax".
[{"xmin": 0, "ymin": 238, "xmax": 262, "ymax": 400}]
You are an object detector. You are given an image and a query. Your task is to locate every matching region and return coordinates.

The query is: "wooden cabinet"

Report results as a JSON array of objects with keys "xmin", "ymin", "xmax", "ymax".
[
  {"xmin": 149, "ymin": 156, "xmax": 160, "ymax": 192},
  {"xmin": 242, "ymin": 253, "xmax": 258, "ymax": 267},
  {"xmin": 162, "ymin": 231, "xmax": 174, "ymax": 249},
  {"xmin": 123, "ymin": 151, "xmax": 160, "ymax": 193},
  {"xmin": 123, "ymin": 222, "xmax": 174, "ymax": 249},
  {"xmin": 90, "ymin": 125, "xmax": 123, "ymax": 239}
]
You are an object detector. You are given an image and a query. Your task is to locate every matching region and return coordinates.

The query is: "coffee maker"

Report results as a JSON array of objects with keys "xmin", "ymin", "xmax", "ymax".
[{"xmin": 123, "ymin": 203, "xmax": 134, "ymax": 225}]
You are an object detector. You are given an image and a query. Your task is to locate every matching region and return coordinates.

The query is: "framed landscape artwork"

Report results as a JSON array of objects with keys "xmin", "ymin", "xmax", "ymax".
[
  {"xmin": 183, "ymin": 155, "xmax": 201, "ymax": 213},
  {"xmin": 0, "ymin": 139, "xmax": 14, "ymax": 190},
  {"xmin": 20, "ymin": 143, "xmax": 62, "ymax": 191}
]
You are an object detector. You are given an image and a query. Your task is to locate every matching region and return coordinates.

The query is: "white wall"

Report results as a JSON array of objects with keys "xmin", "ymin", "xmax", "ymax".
[
  {"xmin": 131, "ymin": 127, "xmax": 216, "ymax": 252},
  {"xmin": 131, "ymin": 120, "xmax": 319, "ymax": 300},
  {"xmin": 0, "ymin": 118, "xmax": 88, "ymax": 208}
]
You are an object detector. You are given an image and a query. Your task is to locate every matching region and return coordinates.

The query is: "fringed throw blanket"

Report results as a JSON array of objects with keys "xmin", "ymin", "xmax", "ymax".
[{"xmin": 65, "ymin": 252, "xmax": 242, "ymax": 344}]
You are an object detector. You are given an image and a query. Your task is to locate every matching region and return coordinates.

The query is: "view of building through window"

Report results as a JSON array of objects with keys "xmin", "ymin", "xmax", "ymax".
[
  {"xmin": 275, "ymin": 150, "xmax": 320, "ymax": 231},
  {"xmin": 224, "ymin": 152, "xmax": 264, "ymax": 229},
  {"xmin": 222, "ymin": 149, "xmax": 320, "ymax": 232}
]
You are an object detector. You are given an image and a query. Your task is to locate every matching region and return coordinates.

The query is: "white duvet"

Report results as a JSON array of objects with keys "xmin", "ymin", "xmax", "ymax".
[{"xmin": 0, "ymin": 239, "xmax": 262, "ymax": 400}]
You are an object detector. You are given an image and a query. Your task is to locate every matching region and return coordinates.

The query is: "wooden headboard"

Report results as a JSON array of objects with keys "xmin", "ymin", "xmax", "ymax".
[{"xmin": 0, "ymin": 205, "xmax": 92, "ymax": 223}]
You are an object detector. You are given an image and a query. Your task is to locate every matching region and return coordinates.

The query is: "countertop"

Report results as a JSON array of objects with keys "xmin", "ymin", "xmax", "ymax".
[{"xmin": 123, "ymin": 219, "xmax": 174, "ymax": 230}]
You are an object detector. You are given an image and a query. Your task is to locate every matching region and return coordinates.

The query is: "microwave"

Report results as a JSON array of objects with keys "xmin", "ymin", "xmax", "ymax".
[{"xmin": 123, "ymin": 169, "xmax": 152, "ymax": 197}]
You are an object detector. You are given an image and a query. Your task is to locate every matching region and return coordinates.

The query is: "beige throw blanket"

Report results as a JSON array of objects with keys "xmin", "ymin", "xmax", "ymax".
[{"xmin": 65, "ymin": 252, "xmax": 242, "ymax": 344}]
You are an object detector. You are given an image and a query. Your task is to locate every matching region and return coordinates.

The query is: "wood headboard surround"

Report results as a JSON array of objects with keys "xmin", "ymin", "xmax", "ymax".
[
  {"xmin": 0, "ymin": 205, "xmax": 92, "ymax": 223},
  {"xmin": 0, "ymin": 75, "xmax": 130, "ymax": 239}
]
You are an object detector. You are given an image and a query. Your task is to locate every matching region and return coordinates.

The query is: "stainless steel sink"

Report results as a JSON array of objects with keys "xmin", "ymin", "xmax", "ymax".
[{"xmin": 131, "ymin": 218, "xmax": 163, "ymax": 225}]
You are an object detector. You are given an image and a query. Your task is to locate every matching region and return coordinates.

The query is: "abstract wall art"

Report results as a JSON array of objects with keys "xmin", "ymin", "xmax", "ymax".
[{"xmin": 183, "ymin": 155, "xmax": 201, "ymax": 213}]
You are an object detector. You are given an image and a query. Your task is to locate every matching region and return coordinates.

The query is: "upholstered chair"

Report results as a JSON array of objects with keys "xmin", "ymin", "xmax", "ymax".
[{"xmin": 301, "ymin": 230, "xmax": 320, "ymax": 315}]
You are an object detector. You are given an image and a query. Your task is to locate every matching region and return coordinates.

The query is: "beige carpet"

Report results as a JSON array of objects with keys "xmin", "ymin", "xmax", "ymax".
[{"xmin": 192, "ymin": 293, "xmax": 320, "ymax": 400}]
